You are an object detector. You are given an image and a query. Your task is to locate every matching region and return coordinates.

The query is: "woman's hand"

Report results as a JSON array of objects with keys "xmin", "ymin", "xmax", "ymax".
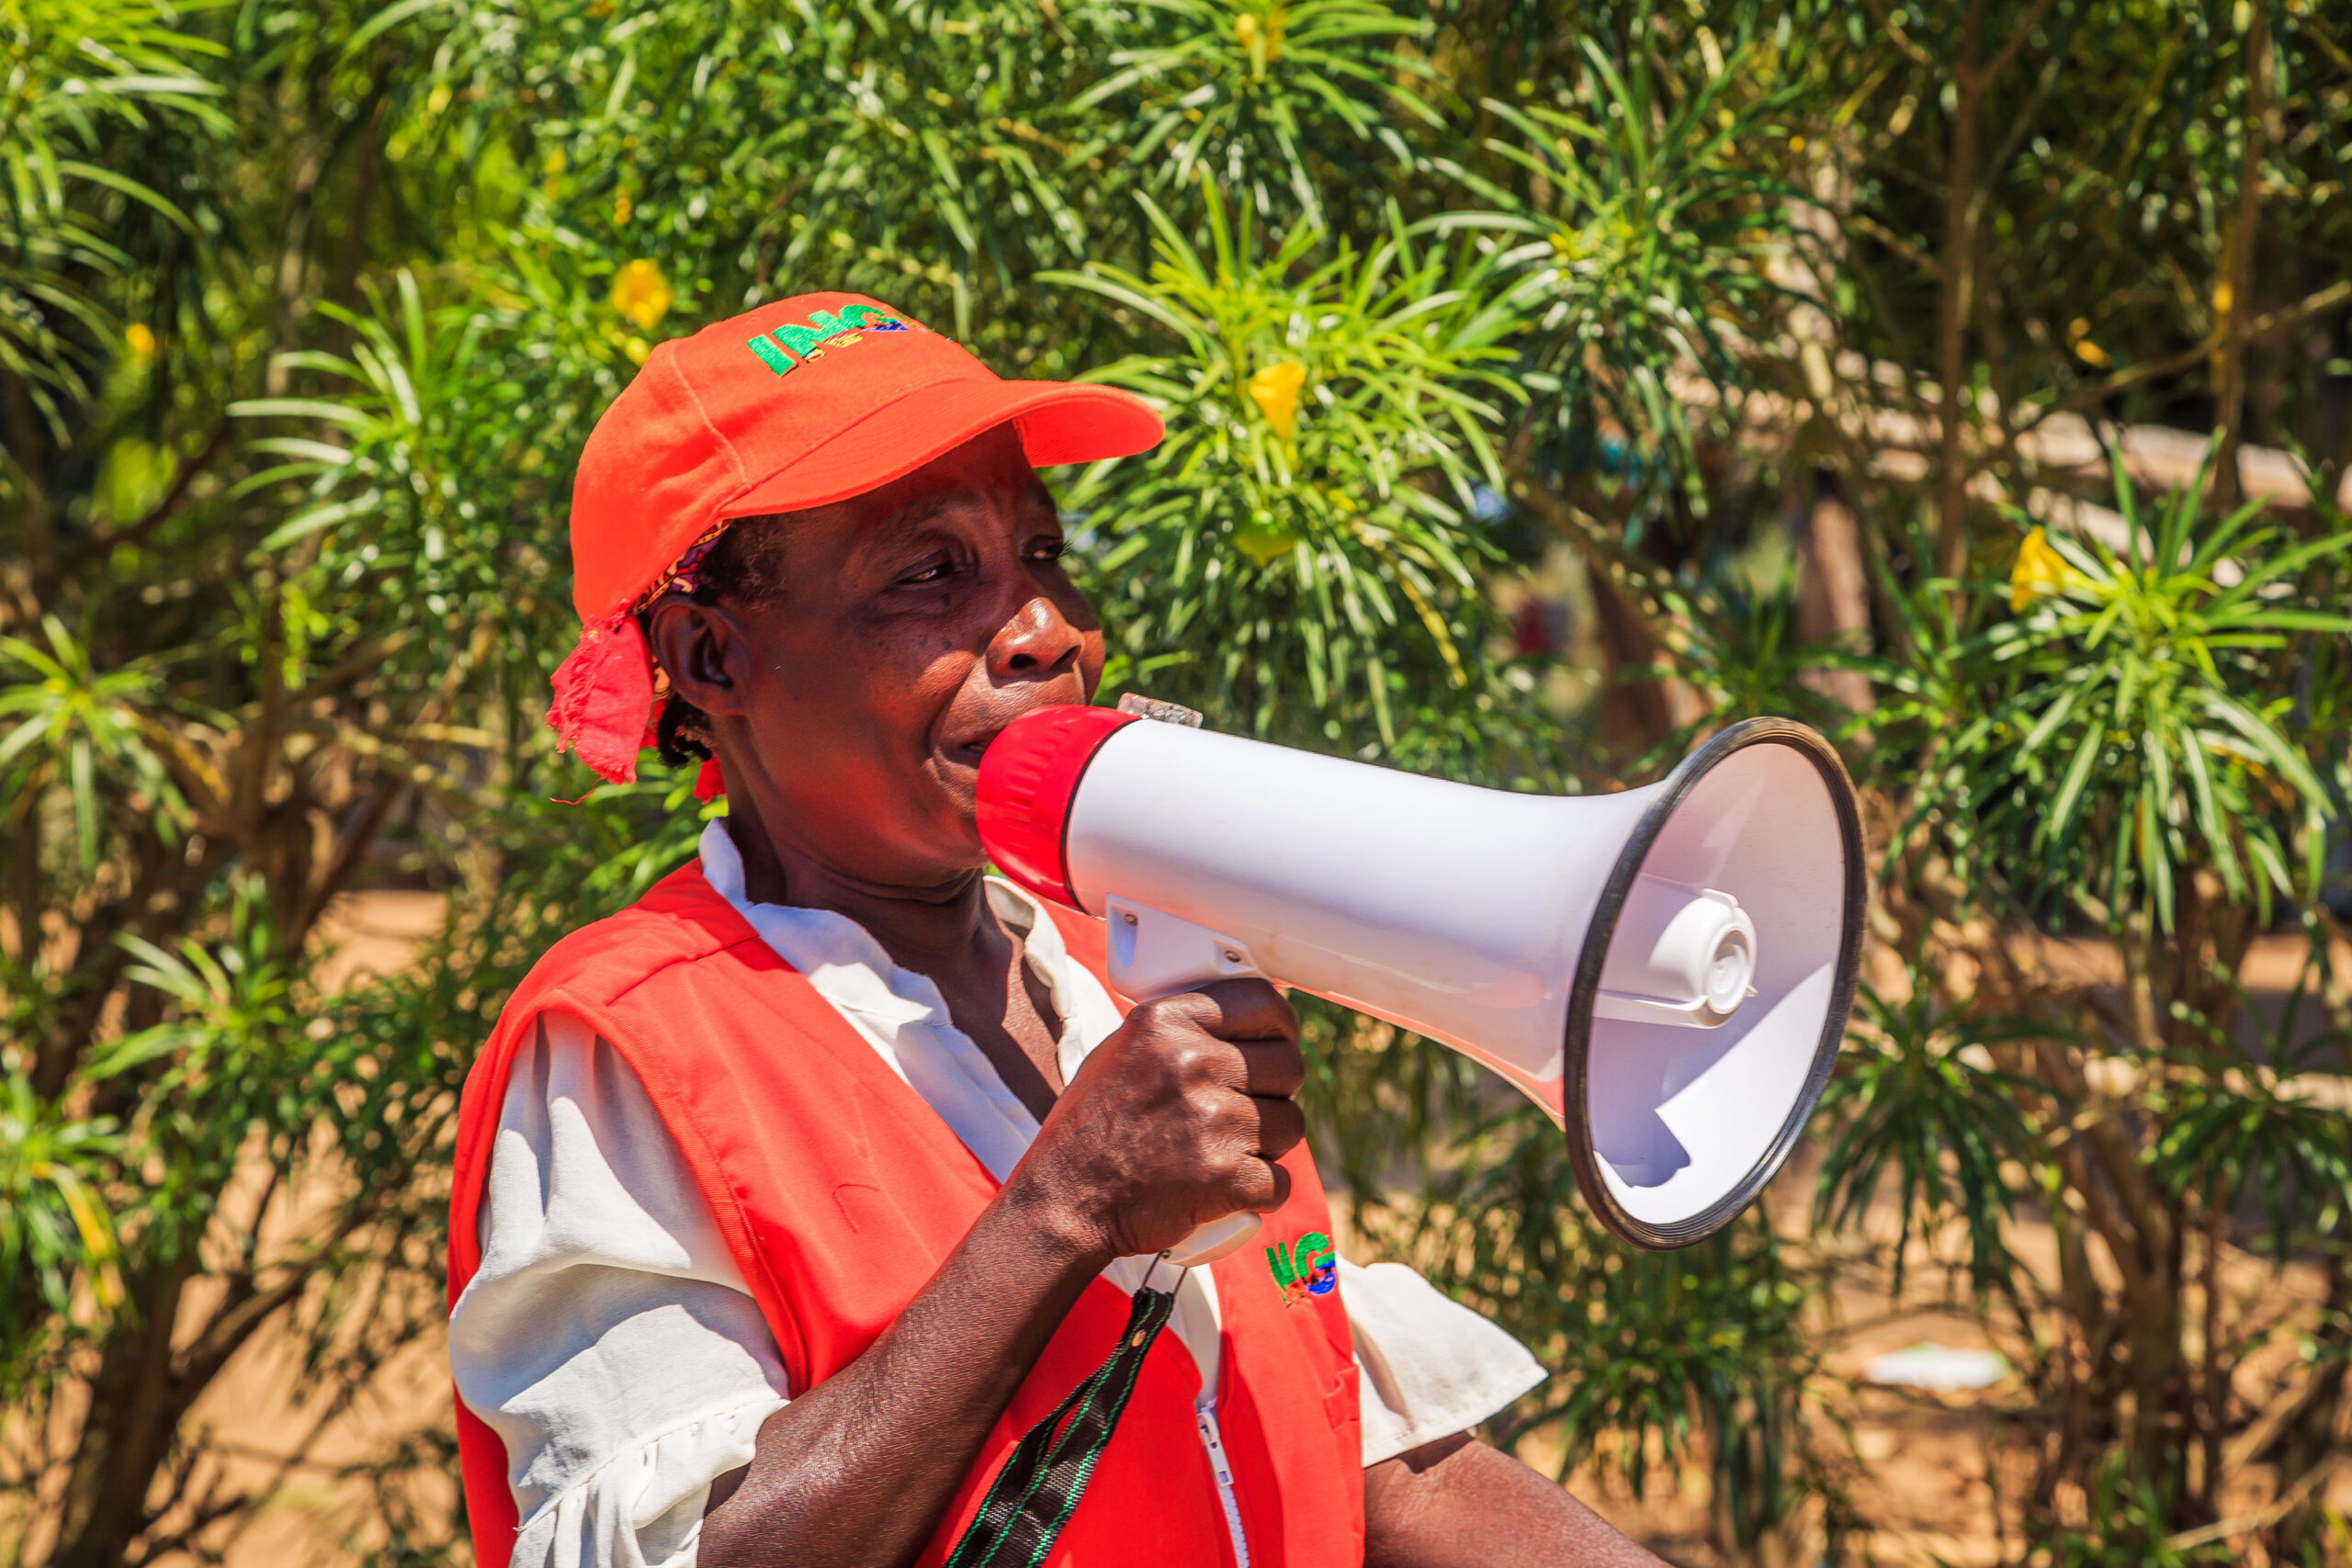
[
  {"xmin": 1008, "ymin": 977, "xmax": 1306, "ymax": 1261},
  {"xmin": 1006, "ymin": 982, "xmax": 1307, "ymax": 1259}
]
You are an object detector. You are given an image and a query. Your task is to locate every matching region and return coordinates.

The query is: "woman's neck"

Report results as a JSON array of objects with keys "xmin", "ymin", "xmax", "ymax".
[
  {"xmin": 723, "ymin": 801, "xmax": 999, "ymax": 977},
  {"xmin": 719, "ymin": 786, "xmax": 1068, "ymax": 1111}
]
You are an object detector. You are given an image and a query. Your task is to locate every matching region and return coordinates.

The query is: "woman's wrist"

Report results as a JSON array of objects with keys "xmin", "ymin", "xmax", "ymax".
[{"xmin": 989, "ymin": 1164, "xmax": 1121, "ymax": 1280}]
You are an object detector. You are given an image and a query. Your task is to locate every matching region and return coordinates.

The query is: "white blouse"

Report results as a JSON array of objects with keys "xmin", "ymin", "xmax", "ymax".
[{"xmin": 449, "ymin": 822, "xmax": 1544, "ymax": 1568}]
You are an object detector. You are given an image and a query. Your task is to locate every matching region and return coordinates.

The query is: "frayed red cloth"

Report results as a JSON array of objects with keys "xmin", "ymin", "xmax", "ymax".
[
  {"xmin": 546, "ymin": 615, "xmax": 729, "ymax": 800},
  {"xmin": 547, "ymin": 614, "xmax": 656, "ymax": 785}
]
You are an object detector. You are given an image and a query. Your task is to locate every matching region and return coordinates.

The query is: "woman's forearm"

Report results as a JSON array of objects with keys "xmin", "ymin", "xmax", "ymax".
[
  {"xmin": 697, "ymin": 1175, "xmax": 1114, "ymax": 1568},
  {"xmin": 1363, "ymin": 1434, "xmax": 1669, "ymax": 1568}
]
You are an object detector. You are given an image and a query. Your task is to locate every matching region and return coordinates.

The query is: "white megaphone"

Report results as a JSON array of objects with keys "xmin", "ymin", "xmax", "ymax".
[{"xmin": 977, "ymin": 698, "xmax": 1864, "ymax": 1266}]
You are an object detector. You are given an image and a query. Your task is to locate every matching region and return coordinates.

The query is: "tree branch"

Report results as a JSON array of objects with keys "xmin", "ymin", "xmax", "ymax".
[
  {"xmin": 2047, "ymin": 279, "xmax": 2352, "ymax": 417},
  {"xmin": 89, "ymin": 422, "xmax": 233, "ymax": 556},
  {"xmin": 2163, "ymin": 1455, "xmax": 2345, "ymax": 1551},
  {"xmin": 1983, "ymin": 0, "xmax": 2062, "ymax": 88}
]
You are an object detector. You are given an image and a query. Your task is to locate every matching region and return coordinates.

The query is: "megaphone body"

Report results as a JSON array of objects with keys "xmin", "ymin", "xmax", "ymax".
[{"xmin": 978, "ymin": 706, "xmax": 1864, "ymax": 1263}]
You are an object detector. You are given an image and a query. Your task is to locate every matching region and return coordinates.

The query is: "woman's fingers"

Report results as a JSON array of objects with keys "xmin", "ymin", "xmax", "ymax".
[
  {"xmin": 1147, "ymin": 980, "xmax": 1304, "ymax": 1098},
  {"xmin": 1163, "ymin": 978, "xmax": 1299, "ymax": 1045},
  {"xmin": 1230, "ymin": 1038, "xmax": 1306, "ymax": 1100},
  {"xmin": 1245, "ymin": 1094, "xmax": 1307, "ymax": 1165},
  {"xmin": 1227, "ymin": 1151, "xmax": 1295, "ymax": 1215}
]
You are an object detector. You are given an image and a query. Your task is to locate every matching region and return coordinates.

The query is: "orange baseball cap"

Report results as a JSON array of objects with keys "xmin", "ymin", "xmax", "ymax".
[{"xmin": 546, "ymin": 292, "xmax": 1163, "ymax": 789}]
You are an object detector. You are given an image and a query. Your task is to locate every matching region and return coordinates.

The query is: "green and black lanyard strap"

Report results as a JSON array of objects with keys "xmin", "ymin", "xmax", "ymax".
[{"xmin": 942, "ymin": 1276, "xmax": 1181, "ymax": 1568}]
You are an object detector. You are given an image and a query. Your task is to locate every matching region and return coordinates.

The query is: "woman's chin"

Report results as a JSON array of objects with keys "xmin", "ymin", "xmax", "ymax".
[{"xmin": 923, "ymin": 760, "xmax": 986, "ymax": 841}]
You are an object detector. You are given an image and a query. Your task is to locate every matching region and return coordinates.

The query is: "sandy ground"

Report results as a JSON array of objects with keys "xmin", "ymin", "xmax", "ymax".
[
  {"xmin": 85, "ymin": 900, "xmax": 2352, "ymax": 1564},
  {"xmin": 1548, "ymin": 1204, "xmax": 2352, "ymax": 1567}
]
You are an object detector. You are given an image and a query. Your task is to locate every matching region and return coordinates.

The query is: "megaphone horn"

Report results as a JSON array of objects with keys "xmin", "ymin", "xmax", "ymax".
[{"xmin": 978, "ymin": 705, "xmax": 1866, "ymax": 1260}]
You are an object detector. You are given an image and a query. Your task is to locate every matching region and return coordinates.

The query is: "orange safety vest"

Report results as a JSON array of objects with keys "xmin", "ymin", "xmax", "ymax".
[{"xmin": 447, "ymin": 862, "xmax": 1365, "ymax": 1568}]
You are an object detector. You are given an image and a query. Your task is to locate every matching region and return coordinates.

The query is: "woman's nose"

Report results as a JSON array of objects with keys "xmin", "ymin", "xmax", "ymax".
[{"xmin": 989, "ymin": 593, "xmax": 1083, "ymax": 679}]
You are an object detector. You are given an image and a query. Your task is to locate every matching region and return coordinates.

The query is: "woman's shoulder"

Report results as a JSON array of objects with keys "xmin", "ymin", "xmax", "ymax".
[{"xmin": 507, "ymin": 858, "xmax": 771, "ymax": 1016}]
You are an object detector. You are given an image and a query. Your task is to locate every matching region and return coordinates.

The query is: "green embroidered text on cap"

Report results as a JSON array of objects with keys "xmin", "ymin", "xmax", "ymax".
[{"xmin": 745, "ymin": 304, "xmax": 914, "ymax": 377}]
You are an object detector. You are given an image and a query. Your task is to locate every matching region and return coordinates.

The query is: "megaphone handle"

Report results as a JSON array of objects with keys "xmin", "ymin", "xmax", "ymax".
[
  {"xmin": 1161, "ymin": 1211, "xmax": 1263, "ymax": 1269},
  {"xmin": 1099, "ymin": 899, "xmax": 1276, "ymax": 1269}
]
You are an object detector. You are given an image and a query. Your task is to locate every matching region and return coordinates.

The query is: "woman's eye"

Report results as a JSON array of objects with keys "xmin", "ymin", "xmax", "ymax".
[
  {"xmin": 1027, "ymin": 538, "xmax": 1067, "ymax": 562},
  {"xmin": 900, "ymin": 558, "xmax": 954, "ymax": 585}
]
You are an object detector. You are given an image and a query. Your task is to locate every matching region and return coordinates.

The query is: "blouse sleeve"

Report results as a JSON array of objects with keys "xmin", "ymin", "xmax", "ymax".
[
  {"xmin": 447, "ymin": 1014, "xmax": 790, "ymax": 1568},
  {"xmin": 1340, "ymin": 1259, "xmax": 1548, "ymax": 1466}
]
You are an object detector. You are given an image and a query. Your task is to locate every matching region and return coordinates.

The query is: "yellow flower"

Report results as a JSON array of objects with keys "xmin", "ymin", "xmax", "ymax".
[
  {"xmin": 2009, "ymin": 527, "xmax": 2092, "ymax": 613},
  {"xmin": 610, "ymin": 259, "xmax": 672, "ymax": 331},
  {"xmin": 614, "ymin": 188, "xmax": 633, "ymax": 227},
  {"xmin": 1233, "ymin": 6, "xmax": 1283, "ymax": 60},
  {"xmin": 1247, "ymin": 360, "xmax": 1306, "ymax": 441},
  {"xmin": 124, "ymin": 322, "xmax": 156, "ymax": 358},
  {"xmin": 2065, "ymin": 317, "xmax": 2110, "ymax": 368},
  {"xmin": 1232, "ymin": 512, "xmax": 1296, "ymax": 567}
]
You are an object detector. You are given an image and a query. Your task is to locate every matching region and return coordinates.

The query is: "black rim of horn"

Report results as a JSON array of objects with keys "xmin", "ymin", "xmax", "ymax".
[{"xmin": 1560, "ymin": 716, "xmax": 1868, "ymax": 1251}]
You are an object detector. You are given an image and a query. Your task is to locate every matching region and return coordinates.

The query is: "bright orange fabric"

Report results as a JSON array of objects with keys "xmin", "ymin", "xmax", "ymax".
[
  {"xmin": 447, "ymin": 863, "xmax": 1364, "ymax": 1568},
  {"xmin": 566, "ymin": 294, "xmax": 1160, "ymax": 624}
]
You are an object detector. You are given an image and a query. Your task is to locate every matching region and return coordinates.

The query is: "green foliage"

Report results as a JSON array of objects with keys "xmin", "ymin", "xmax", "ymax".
[
  {"xmin": 1849, "ymin": 463, "xmax": 2352, "ymax": 1533},
  {"xmin": 1070, "ymin": 0, "xmax": 1435, "ymax": 223},
  {"xmin": 101, "ymin": 884, "xmax": 305, "ymax": 1243},
  {"xmin": 0, "ymin": 0, "xmax": 225, "ymax": 423},
  {"xmin": 1811, "ymin": 966, "xmax": 2037, "ymax": 1296},
  {"xmin": 2155, "ymin": 935, "xmax": 2352, "ymax": 1262},
  {"xmin": 0, "ymin": 615, "xmax": 183, "ymax": 872},
  {"xmin": 0, "ymin": 1067, "xmax": 124, "ymax": 1369},
  {"xmin": 1053, "ymin": 186, "xmax": 1532, "ymax": 760},
  {"xmin": 6, "ymin": 0, "xmax": 2352, "ymax": 1560},
  {"xmin": 2037, "ymin": 1453, "xmax": 2236, "ymax": 1567},
  {"xmin": 1908, "ymin": 465, "xmax": 2352, "ymax": 932},
  {"xmin": 1368, "ymin": 1104, "xmax": 1832, "ymax": 1551},
  {"xmin": 1439, "ymin": 24, "xmax": 1799, "ymax": 512},
  {"xmin": 1639, "ymin": 551, "xmax": 1856, "ymax": 763}
]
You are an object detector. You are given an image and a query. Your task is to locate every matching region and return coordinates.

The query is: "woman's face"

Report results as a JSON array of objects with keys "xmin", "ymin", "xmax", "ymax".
[{"xmin": 648, "ymin": 423, "xmax": 1102, "ymax": 890}]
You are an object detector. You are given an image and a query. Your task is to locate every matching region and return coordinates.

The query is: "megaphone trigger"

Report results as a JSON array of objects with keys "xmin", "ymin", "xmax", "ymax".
[{"xmin": 1159, "ymin": 1211, "xmax": 1264, "ymax": 1269}]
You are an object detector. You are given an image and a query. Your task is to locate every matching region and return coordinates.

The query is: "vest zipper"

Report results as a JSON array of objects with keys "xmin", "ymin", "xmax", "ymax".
[{"xmin": 1195, "ymin": 1404, "xmax": 1250, "ymax": 1568}]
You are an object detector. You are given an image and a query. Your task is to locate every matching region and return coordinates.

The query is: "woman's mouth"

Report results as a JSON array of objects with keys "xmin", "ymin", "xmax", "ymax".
[
  {"xmin": 942, "ymin": 689, "xmax": 1089, "ymax": 771},
  {"xmin": 943, "ymin": 729, "xmax": 1000, "ymax": 768}
]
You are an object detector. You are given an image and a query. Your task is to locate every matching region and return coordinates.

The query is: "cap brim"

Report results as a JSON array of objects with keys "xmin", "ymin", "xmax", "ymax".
[{"xmin": 721, "ymin": 378, "xmax": 1163, "ymax": 519}]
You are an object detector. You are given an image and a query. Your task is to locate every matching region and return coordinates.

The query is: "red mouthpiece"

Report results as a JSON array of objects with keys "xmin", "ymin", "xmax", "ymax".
[{"xmin": 975, "ymin": 705, "xmax": 1137, "ymax": 908}]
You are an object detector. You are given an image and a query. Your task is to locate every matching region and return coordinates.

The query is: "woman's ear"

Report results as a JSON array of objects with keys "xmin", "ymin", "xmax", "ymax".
[{"xmin": 645, "ymin": 596, "xmax": 755, "ymax": 721}]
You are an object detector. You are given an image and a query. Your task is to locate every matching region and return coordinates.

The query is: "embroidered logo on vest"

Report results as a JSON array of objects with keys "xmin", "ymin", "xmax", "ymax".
[
  {"xmin": 743, "ymin": 304, "xmax": 915, "ymax": 377},
  {"xmin": 1265, "ymin": 1230, "xmax": 1337, "ymax": 1305}
]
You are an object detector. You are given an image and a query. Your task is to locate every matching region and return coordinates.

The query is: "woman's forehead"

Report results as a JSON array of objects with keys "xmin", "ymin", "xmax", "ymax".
[{"xmin": 843, "ymin": 452, "xmax": 1055, "ymax": 545}]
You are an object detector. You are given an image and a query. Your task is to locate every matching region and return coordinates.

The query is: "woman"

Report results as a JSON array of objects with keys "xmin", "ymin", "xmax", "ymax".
[{"xmin": 447, "ymin": 293, "xmax": 1666, "ymax": 1568}]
